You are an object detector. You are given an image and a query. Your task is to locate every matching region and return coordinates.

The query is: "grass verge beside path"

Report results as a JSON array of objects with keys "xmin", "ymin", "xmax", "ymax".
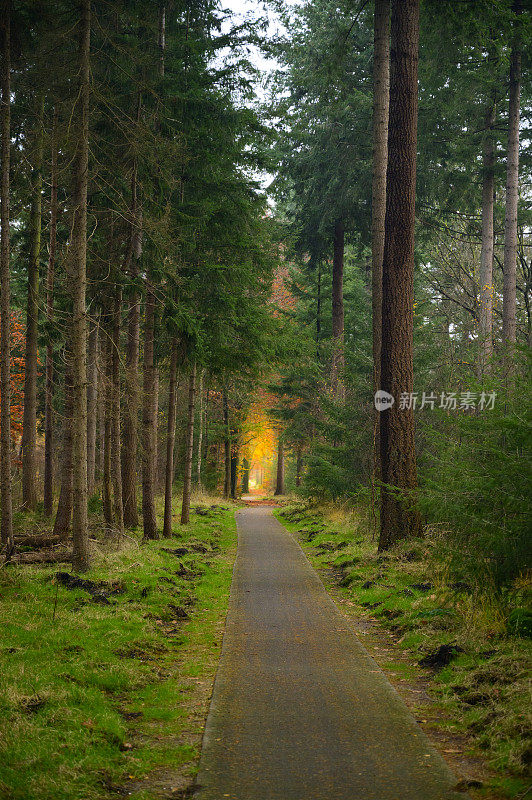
[
  {"xmin": 0, "ymin": 499, "xmax": 238, "ymax": 800},
  {"xmin": 275, "ymin": 502, "xmax": 531, "ymax": 800}
]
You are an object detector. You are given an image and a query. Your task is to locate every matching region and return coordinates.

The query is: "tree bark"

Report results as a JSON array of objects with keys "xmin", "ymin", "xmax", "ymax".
[
  {"xmin": 110, "ymin": 290, "xmax": 124, "ymax": 536},
  {"xmin": 316, "ymin": 260, "xmax": 321, "ymax": 363},
  {"xmin": 163, "ymin": 339, "xmax": 179, "ymax": 536},
  {"xmin": 180, "ymin": 361, "xmax": 196, "ymax": 524},
  {"xmin": 379, "ymin": 0, "xmax": 421, "ymax": 551},
  {"xmin": 102, "ymin": 339, "xmax": 112, "ymax": 525},
  {"xmin": 70, "ymin": 0, "xmax": 91, "ymax": 571},
  {"xmin": 242, "ymin": 457, "xmax": 250, "ymax": 494},
  {"xmin": 274, "ymin": 438, "xmax": 284, "ymax": 496},
  {"xmin": 86, "ymin": 315, "xmax": 98, "ymax": 496},
  {"xmin": 295, "ymin": 444, "xmax": 303, "ymax": 488},
  {"xmin": 142, "ymin": 279, "xmax": 159, "ymax": 539},
  {"xmin": 21, "ymin": 94, "xmax": 44, "ymax": 512},
  {"xmin": 502, "ymin": 5, "xmax": 521, "ymax": 345},
  {"xmin": 44, "ymin": 106, "xmax": 58, "ymax": 517},
  {"xmin": 331, "ymin": 220, "xmax": 345, "ymax": 397},
  {"xmin": 122, "ymin": 103, "xmax": 142, "ymax": 528},
  {"xmin": 53, "ymin": 365, "xmax": 73, "ymax": 539},
  {"xmin": 230, "ymin": 443, "xmax": 239, "ymax": 500},
  {"xmin": 196, "ymin": 368, "xmax": 204, "ymax": 489},
  {"xmin": 372, "ymin": 0, "xmax": 390, "ymax": 482},
  {"xmin": 223, "ymin": 389, "xmax": 230, "ymax": 499},
  {"xmin": 0, "ymin": 2, "xmax": 13, "ymax": 547},
  {"xmin": 478, "ymin": 99, "xmax": 496, "ymax": 372}
]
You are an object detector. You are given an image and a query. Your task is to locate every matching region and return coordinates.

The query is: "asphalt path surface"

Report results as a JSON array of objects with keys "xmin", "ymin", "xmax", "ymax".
[{"xmin": 195, "ymin": 506, "xmax": 465, "ymax": 800}]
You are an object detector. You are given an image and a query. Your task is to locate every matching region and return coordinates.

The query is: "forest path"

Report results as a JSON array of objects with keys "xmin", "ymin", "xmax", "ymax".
[{"xmin": 194, "ymin": 507, "xmax": 465, "ymax": 800}]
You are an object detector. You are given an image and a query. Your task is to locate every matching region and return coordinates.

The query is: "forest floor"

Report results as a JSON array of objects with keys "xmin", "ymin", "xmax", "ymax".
[
  {"xmin": 275, "ymin": 501, "xmax": 531, "ymax": 800},
  {"xmin": 0, "ymin": 495, "xmax": 238, "ymax": 800}
]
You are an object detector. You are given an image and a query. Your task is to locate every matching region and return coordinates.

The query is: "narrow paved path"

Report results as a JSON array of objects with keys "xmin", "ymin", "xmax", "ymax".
[{"xmin": 195, "ymin": 507, "xmax": 465, "ymax": 800}]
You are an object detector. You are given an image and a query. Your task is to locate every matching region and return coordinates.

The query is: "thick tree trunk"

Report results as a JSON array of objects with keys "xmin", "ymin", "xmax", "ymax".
[
  {"xmin": 21, "ymin": 94, "xmax": 44, "ymax": 512},
  {"xmin": 180, "ymin": 362, "xmax": 196, "ymax": 524},
  {"xmin": 110, "ymin": 290, "xmax": 124, "ymax": 536},
  {"xmin": 122, "ymin": 120, "xmax": 142, "ymax": 528},
  {"xmin": 0, "ymin": 3, "xmax": 13, "ymax": 547},
  {"xmin": 86, "ymin": 316, "xmax": 98, "ymax": 496},
  {"xmin": 372, "ymin": 0, "xmax": 390, "ymax": 482},
  {"xmin": 502, "ymin": 10, "xmax": 521, "ymax": 345},
  {"xmin": 53, "ymin": 366, "xmax": 73, "ymax": 539},
  {"xmin": 163, "ymin": 339, "xmax": 179, "ymax": 536},
  {"xmin": 223, "ymin": 389, "xmax": 230, "ymax": 500},
  {"xmin": 44, "ymin": 107, "xmax": 58, "ymax": 517},
  {"xmin": 142, "ymin": 280, "xmax": 159, "ymax": 539},
  {"xmin": 70, "ymin": 0, "xmax": 91, "ymax": 571},
  {"xmin": 331, "ymin": 220, "xmax": 345, "ymax": 397},
  {"xmin": 379, "ymin": 0, "xmax": 421, "ymax": 551},
  {"xmin": 196, "ymin": 368, "xmax": 203, "ymax": 489},
  {"xmin": 478, "ymin": 100, "xmax": 496, "ymax": 372},
  {"xmin": 274, "ymin": 439, "xmax": 284, "ymax": 496}
]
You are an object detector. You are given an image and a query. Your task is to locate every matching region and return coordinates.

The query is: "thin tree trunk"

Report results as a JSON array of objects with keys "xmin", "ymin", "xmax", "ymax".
[
  {"xmin": 242, "ymin": 457, "xmax": 250, "ymax": 494},
  {"xmin": 110, "ymin": 290, "xmax": 124, "ymax": 536},
  {"xmin": 70, "ymin": 0, "xmax": 91, "ymax": 571},
  {"xmin": 44, "ymin": 107, "xmax": 58, "ymax": 517},
  {"xmin": 331, "ymin": 220, "xmax": 345, "ymax": 397},
  {"xmin": 142, "ymin": 280, "xmax": 158, "ymax": 539},
  {"xmin": 122, "ymin": 103, "xmax": 142, "ymax": 528},
  {"xmin": 53, "ymin": 365, "xmax": 73, "ymax": 539},
  {"xmin": 21, "ymin": 94, "xmax": 44, "ymax": 512},
  {"xmin": 86, "ymin": 316, "xmax": 98, "ymax": 496},
  {"xmin": 502, "ymin": 6, "xmax": 521, "ymax": 345},
  {"xmin": 295, "ymin": 444, "xmax": 302, "ymax": 488},
  {"xmin": 316, "ymin": 259, "xmax": 321, "ymax": 363},
  {"xmin": 0, "ymin": 2, "xmax": 13, "ymax": 547},
  {"xmin": 379, "ymin": 0, "xmax": 421, "ymax": 551},
  {"xmin": 274, "ymin": 438, "xmax": 284, "ymax": 496},
  {"xmin": 163, "ymin": 339, "xmax": 179, "ymax": 536},
  {"xmin": 230, "ymin": 444, "xmax": 239, "ymax": 500},
  {"xmin": 223, "ymin": 389, "xmax": 230, "ymax": 499},
  {"xmin": 180, "ymin": 362, "xmax": 196, "ymax": 524},
  {"xmin": 196, "ymin": 368, "xmax": 203, "ymax": 489},
  {"xmin": 372, "ymin": 0, "xmax": 390, "ymax": 483},
  {"xmin": 102, "ymin": 339, "xmax": 112, "ymax": 525},
  {"xmin": 479, "ymin": 99, "xmax": 496, "ymax": 372}
]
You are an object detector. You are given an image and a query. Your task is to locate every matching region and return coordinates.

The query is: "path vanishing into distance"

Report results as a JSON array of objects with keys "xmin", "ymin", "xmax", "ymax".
[{"xmin": 195, "ymin": 506, "xmax": 466, "ymax": 800}]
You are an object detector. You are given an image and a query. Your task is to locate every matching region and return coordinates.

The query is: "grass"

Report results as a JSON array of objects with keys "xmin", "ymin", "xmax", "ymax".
[
  {"xmin": 275, "ymin": 500, "xmax": 532, "ymax": 799},
  {"xmin": 0, "ymin": 495, "xmax": 238, "ymax": 800}
]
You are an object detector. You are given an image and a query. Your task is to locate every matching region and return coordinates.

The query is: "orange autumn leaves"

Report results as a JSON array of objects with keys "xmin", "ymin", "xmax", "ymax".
[{"xmin": 0, "ymin": 310, "xmax": 27, "ymax": 442}]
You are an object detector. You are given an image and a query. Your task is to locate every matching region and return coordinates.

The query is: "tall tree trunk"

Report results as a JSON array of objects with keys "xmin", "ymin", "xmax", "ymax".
[
  {"xmin": 331, "ymin": 220, "xmax": 345, "ymax": 397},
  {"xmin": 110, "ymin": 290, "xmax": 124, "ymax": 536},
  {"xmin": 102, "ymin": 339, "xmax": 112, "ymax": 526},
  {"xmin": 181, "ymin": 362, "xmax": 196, "ymax": 524},
  {"xmin": 242, "ymin": 457, "xmax": 250, "ymax": 494},
  {"xmin": 372, "ymin": 0, "xmax": 390, "ymax": 483},
  {"xmin": 295, "ymin": 444, "xmax": 303, "ymax": 488},
  {"xmin": 196, "ymin": 368, "xmax": 203, "ymax": 489},
  {"xmin": 379, "ymin": 0, "xmax": 421, "ymax": 551},
  {"xmin": 86, "ymin": 316, "xmax": 98, "ymax": 496},
  {"xmin": 163, "ymin": 339, "xmax": 179, "ymax": 537},
  {"xmin": 316, "ymin": 260, "xmax": 321, "ymax": 363},
  {"xmin": 479, "ymin": 99, "xmax": 496, "ymax": 373},
  {"xmin": 21, "ymin": 94, "xmax": 44, "ymax": 512},
  {"xmin": 44, "ymin": 106, "xmax": 58, "ymax": 517},
  {"xmin": 502, "ymin": 5, "xmax": 521, "ymax": 345},
  {"xmin": 53, "ymin": 365, "xmax": 73, "ymax": 539},
  {"xmin": 0, "ymin": 2, "xmax": 13, "ymax": 547},
  {"xmin": 70, "ymin": 0, "xmax": 90, "ymax": 571},
  {"xmin": 122, "ymin": 103, "xmax": 142, "ymax": 528},
  {"xmin": 142, "ymin": 280, "xmax": 158, "ymax": 539},
  {"xmin": 230, "ymin": 444, "xmax": 239, "ymax": 500},
  {"xmin": 223, "ymin": 389, "xmax": 230, "ymax": 500},
  {"xmin": 274, "ymin": 438, "xmax": 284, "ymax": 496}
]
